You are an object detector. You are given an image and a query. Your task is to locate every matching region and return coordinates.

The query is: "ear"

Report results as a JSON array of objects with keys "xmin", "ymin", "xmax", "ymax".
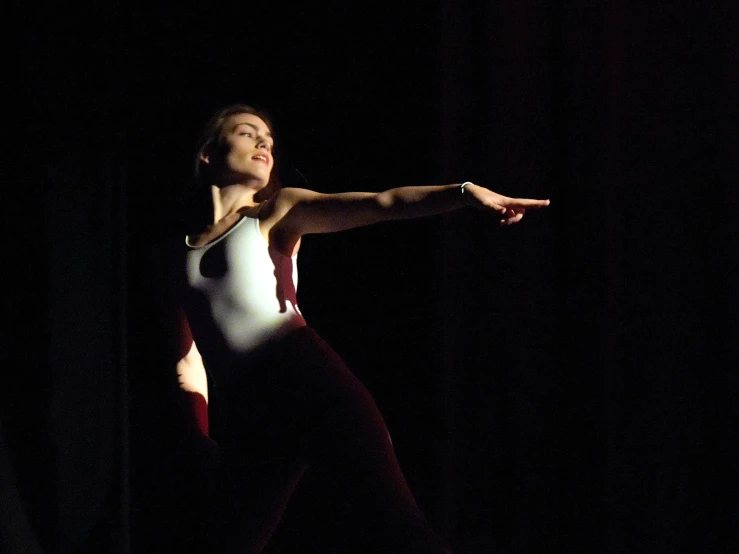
[{"xmin": 199, "ymin": 153, "xmax": 210, "ymax": 165}]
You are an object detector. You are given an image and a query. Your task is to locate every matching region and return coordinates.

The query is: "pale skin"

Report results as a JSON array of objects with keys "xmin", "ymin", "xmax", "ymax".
[{"xmin": 177, "ymin": 112, "xmax": 550, "ymax": 404}]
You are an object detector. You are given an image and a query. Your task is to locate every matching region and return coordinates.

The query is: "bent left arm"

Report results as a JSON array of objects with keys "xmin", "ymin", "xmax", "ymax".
[{"xmin": 175, "ymin": 308, "xmax": 210, "ymax": 436}]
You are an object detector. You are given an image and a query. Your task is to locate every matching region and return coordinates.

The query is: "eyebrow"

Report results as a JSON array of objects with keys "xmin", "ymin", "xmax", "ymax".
[{"xmin": 233, "ymin": 122, "xmax": 272, "ymax": 138}]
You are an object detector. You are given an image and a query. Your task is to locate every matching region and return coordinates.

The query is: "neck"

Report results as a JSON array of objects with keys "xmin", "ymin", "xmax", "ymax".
[{"xmin": 211, "ymin": 184, "xmax": 260, "ymax": 224}]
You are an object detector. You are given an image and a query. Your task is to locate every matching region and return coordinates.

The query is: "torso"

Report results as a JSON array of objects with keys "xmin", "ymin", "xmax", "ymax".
[{"xmin": 184, "ymin": 208, "xmax": 307, "ymax": 358}]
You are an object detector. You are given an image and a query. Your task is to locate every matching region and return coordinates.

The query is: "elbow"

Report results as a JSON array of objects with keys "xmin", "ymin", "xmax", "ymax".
[
  {"xmin": 375, "ymin": 190, "xmax": 394, "ymax": 210},
  {"xmin": 375, "ymin": 190, "xmax": 403, "ymax": 219}
]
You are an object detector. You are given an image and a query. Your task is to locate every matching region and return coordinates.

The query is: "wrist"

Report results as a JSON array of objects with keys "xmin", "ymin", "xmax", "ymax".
[{"xmin": 460, "ymin": 182, "xmax": 475, "ymax": 206}]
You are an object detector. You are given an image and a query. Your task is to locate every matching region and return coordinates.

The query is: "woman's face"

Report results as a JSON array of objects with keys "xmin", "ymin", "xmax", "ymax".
[{"xmin": 211, "ymin": 112, "xmax": 275, "ymax": 187}]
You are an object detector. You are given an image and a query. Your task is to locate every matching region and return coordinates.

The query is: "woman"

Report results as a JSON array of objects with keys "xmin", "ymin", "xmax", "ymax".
[{"xmin": 177, "ymin": 104, "xmax": 549, "ymax": 553}]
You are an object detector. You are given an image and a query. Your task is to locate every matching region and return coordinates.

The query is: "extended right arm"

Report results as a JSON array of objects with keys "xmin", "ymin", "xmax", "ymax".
[{"xmin": 267, "ymin": 183, "xmax": 549, "ymax": 253}]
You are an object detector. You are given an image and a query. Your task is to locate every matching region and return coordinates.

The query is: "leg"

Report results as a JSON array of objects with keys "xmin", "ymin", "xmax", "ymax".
[
  {"xmin": 207, "ymin": 353, "xmax": 316, "ymax": 553},
  {"xmin": 208, "ymin": 327, "xmax": 452, "ymax": 553},
  {"xmin": 275, "ymin": 328, "xmax": 453, "ymax": 553}
]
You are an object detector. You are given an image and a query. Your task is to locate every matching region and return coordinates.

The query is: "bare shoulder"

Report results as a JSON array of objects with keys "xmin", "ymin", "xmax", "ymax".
[
  {"xmin": 272, "ymin": 187, "xmax": 322, "ymax": 206},
  {"xmin": 255, "ymin": 188, "xmax": 316, "ymax": 255},
  {"xmin": 260, "ymin": 187, "xmax": 322, "ymax": 225}
]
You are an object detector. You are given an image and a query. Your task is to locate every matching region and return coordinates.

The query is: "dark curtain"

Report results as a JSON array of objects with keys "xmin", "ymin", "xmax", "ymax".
[
  {"xmin": 440, "ymin": 1, "xmax": 737, "ymax": 552},
  {"xmin": 4, "ymin": 7, "xmax": 126, "ymax": 554},
  {"xmin": 5, "ymin": 2, "xmax": 736, "ymax": 552}
]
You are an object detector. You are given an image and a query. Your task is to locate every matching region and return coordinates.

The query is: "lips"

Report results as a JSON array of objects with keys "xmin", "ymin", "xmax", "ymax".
[{"xmin": 252, "ymin": 153, "xmax": 271, "ymax": 165}]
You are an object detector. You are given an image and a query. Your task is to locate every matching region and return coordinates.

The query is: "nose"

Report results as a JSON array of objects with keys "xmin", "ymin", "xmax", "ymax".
[{"xmin": 256, "ymin": 136, "xmax": 270, "ymax": 150}]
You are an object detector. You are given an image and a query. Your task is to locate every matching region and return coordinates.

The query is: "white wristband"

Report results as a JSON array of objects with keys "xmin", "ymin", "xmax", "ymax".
[{"xmin": 460, "ymin": 182, "xmax": 474, "ymax": 204}]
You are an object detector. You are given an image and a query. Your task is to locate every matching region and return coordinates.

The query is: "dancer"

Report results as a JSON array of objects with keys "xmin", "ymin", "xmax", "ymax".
[{"xmin": 176, "ymin": 104, "xmax": 549, "ymax": 552}]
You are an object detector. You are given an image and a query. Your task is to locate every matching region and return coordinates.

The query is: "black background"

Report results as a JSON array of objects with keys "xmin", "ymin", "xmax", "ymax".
[{"xmin": 4, "ymin": 1, "xmax": 737, "ymax": 552}]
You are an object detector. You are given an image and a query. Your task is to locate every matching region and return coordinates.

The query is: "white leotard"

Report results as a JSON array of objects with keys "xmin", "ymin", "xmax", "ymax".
[{"xmin": 185, "ymin": 216, "xmax": 307, "ymax": 354}]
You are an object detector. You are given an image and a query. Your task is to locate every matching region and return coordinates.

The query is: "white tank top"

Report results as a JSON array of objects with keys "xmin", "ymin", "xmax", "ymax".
[{"xmin": 185, "ymin": 216, "xmax": 307, "ymax": 354}]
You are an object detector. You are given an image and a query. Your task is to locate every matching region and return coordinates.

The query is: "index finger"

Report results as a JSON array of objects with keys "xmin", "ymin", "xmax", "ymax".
[{"xmin": 509, "ymin": 198, "xmax": 550, "ymax": 209}]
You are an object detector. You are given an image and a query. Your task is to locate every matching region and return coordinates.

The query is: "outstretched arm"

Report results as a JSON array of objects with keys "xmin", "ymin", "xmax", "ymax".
[{"xmin": 269, "ymin": 183, "xmax": 549, "ymax": 246}]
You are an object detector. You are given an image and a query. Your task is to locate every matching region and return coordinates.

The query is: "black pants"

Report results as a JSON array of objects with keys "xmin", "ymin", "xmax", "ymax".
[{"xmin": 205, "ymin": 326, "xmax": 451, "ymax": 553}]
